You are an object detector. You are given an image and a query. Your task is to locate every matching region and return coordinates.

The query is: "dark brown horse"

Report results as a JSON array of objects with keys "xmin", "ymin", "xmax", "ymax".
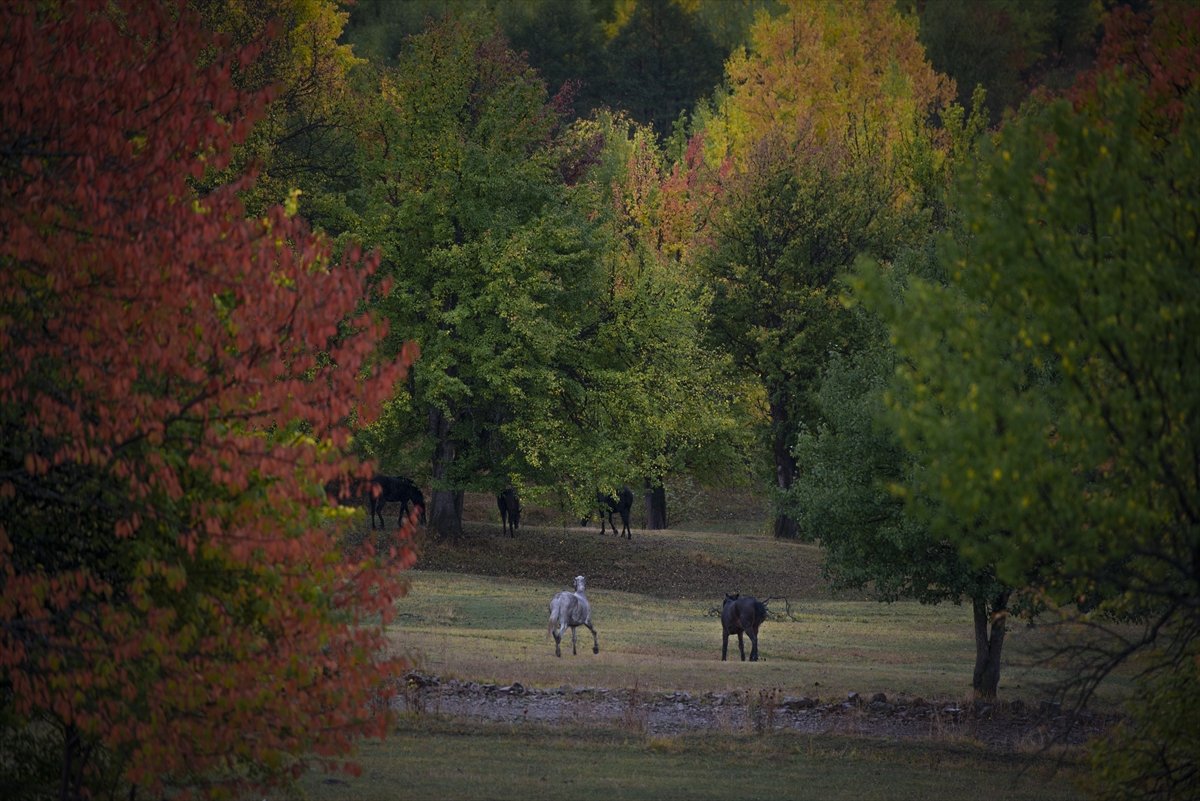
[
  {"xmin": 497, "ymin": 487, "xmax": 521, "ymax": 537},
  {"xmin": 721, "ymin": 593, "xmax": 767, "ymax": 662},
  {"xmin": 368, "ymin": 475, "xmax": 425, "ymax": 529},
  {"xmin": 593, "ymin": 486, "xmax": 634, "ymax": 538}
]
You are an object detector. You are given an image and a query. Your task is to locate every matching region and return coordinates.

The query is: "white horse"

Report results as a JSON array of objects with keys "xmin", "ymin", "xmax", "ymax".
[{"xmin": 548, "ymin": 575, "xmax": 599, "ymax": 657}]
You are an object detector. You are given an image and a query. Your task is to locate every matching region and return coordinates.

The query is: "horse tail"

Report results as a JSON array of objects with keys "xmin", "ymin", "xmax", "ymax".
[{"xmin": 547, "ymin": 598, "xmax": 559, "ymax": 637}]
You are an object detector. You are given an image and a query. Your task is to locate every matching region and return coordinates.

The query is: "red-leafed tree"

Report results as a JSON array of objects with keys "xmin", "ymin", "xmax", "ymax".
[{"xmin": 0, "ymin": 1, "xmax": 415, "ymax": 798}]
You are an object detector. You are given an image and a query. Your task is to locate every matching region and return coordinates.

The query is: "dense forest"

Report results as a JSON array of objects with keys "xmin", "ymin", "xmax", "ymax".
[{"xmin": 2, "ymin": 0, "xmax": 1196, "ymax": 799}]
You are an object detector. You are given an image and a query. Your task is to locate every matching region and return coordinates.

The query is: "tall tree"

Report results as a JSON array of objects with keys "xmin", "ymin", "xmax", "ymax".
[
  {"xmin": 695, "ymin": 0, "xmax": 954, "ymax": 538},
  {"xmin": 0, "ymin": 1, "xmax": 413, "ymax": 797},
  {"xmin": 861, "ymin": 2, "xmax": 1200, "ymax": 791},
  {"xmin": 349, "ymin": 14, "xmax": 612, "ymax": 537},
  {"xmin": 573, "ymin": 112, "xmax": 755, "ymax": 527},
  {"xmin": 795, "ymin": 244, "xmax": 1015, "ymax": 698},
  {"xmin": 788, "ymin": 87, "xmax": 1019, "ymax": 698}
]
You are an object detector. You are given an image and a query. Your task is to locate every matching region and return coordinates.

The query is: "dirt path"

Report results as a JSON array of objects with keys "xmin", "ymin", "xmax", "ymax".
[{"xmin": 394, "ymin": 672, "xmax": 1116, "ymax": 750}]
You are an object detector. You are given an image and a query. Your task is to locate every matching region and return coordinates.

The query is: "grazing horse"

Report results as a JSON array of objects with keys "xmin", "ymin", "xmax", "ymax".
[
  {"xmin": 369, "ymin": 475, "xmax": 425, "ymax": 529},
  {"xmin": 497, "ymin": 487, "xmax": 521, "ymax": 537},
  {"xmin": 548, "ymin": 575, "xmax": 599, "ymax": 657},
  {"xmin": 721, "ymin": 593, "xmax": 767, "ymax": 662},
  {"xmin": 593, "ymin": 486, "xmax": 634, "ymax": 538}
]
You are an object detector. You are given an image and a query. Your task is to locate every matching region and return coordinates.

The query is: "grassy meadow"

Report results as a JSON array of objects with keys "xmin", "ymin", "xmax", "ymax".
[
  {"xmin": 294, "ymin": 492, "xmax": 1125, "ymax": 800},
  {"xmin": 389, "ymin": 570, "xmax": 1087, "ymax": 702},
  {"xmin": 306, "ymin": 718, "xmax": 1085, "ymax": 801}
]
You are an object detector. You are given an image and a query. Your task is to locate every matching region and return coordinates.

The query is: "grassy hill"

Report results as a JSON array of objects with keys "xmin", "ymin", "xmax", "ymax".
[{"xmin": 412, "ymin": 490, "xmax": 856, "ymax": 601}]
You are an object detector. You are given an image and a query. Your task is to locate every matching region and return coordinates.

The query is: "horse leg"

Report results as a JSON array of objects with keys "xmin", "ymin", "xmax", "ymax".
[
  {"xmin": 553, "ymin": 622, "xmax": 563, "ymax": 657},
  {"xmin": 748, "ymin": 628, "xmax": 759, "ymax": 662},
  {"xmin": 722, "ymin": 631, "xmax": 729, "ymax": 661},
  {"xmin": 570, "ymin": 625, "xmax": 578, "ymax": 655},
  {"xmin": 737, "ymin": 631, "xmax": 746, "ymax": 662},
  {"xmin": 585, "ymin": 622, "xmax": 599, "ymax": 654},
  {"xmin": 370, "ymin": 499, "xmax": 380, "ymax": 530}
]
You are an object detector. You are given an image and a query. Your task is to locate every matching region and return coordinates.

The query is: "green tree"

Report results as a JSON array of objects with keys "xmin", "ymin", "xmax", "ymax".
[
  {"xmin": 576, "ymin": 112, "xmax": 755, "ymax": 527},
  {"xmin": 695, "ymin": 0, "xmax": 954, "ymax": 538},
  {"xmin": 795, "ymin": 250, "xmax": 1014, "ymax": 699},
  {"xmin": 344, "ymin": 0, "xmax": 774, "ymax": 141},
  {"xmin": 861, "ymin": 3, "xmax": 1200, "ymax": 791},
  {"xmin": 592, "ymin": 0, "xmax": 727, "ymax": 138},
  {"xmin": 788, "ymin": 89, "xmax": 1020, "ymax": 698},
  {"xmin": 347, "ymin": 13, "xmax": 614, "ymax": 537},
  {"xmin": 498, "ymin": 0, "xmax": 607, "ymax": 112}
]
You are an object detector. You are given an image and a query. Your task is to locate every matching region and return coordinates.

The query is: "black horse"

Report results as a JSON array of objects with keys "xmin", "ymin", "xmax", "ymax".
[
  {"xmin": 497, "ymin": 487, "xmax": 521, "ymax": 537},
  {"xmin": 721, "ymin": 593, "xmax": 767, "ymax": 662},
  {"xmin": 369, "ymin": 475, "xmax": 425, "ymax": 529},
  {"xmin": 593, "ymin": 486, "xmax": 634, "ymax": 538}
]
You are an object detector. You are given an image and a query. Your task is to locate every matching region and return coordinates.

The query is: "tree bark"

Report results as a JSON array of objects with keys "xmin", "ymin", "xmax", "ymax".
[
  {"xmin": 972, "ymin": 590, "xmax": 1011, "ymax": 699},
  {"xmin": 643, "ymin": 477, "xmax": 668, "ymax": 530},
  {"xmin": 427, "ymin": 407, "xmax": 463, "ymax": 540},
  {"xmin": 770, "ymin": 399, "xmax": 800, "ymax": 539}
]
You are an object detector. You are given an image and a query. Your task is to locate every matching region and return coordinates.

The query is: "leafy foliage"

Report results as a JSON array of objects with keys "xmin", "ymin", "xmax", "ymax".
[
  {"xmin": 786, "ymin": 87, "xmax": 1020, "ymax": 697},
  {"xmin": 700, "ymin": 0, "xmax": 955, "ymax": 169},
  {"xmin": 0, "ymin": 1, "xmax": 414, "ymax": 796},
  {"xmin": 191, "ymin": 0, "xmax": 364, "ymax": 215},
  {"xmin": 790, "ymin": 271, "xmax": 1002, "ymax": 609},
  {"xmin": 345, "ymin": 13, "xmax": 615, "ymax": 534},
  {"xmin": 694, "ymin": 0, "xmax": 953, "ymax": 537},
  {"xmin": 915, "ymin": 0, "xmax": 1101, "ymax": 123},
  {"xmin": 572, "ymin": 113, "xmax": 757, "ymax": 513},
  {"xmin": 860, "ymin": 0, "xmax": 1200, "ymax": 777},
  {"xmin": 344, "ymin": 0, "xmax": 773, "ymax": 139}
]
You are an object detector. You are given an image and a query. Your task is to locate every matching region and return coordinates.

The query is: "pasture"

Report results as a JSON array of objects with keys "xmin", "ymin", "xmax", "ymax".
[
  {"xmin": 385, "ymin": 570, "xmax": 1129, "ymax": 706},
  {"xmin": 299, "ymin": 494, "xmax": 1128, "ymax": 800}
]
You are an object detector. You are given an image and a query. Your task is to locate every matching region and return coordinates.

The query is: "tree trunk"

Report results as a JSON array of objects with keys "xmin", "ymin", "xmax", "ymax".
[
  {"xmin": 770, "ymin": 399, "xmax": 800, "ymax": 539},
  {"xmin": 972, "ymin": 590, "xmax": 1011, "ymax": 699},
  {"xmin": 427, "ymin": 407, "xmax": 463, "ymax": 540},
  {"xmin": 643, "ymin": 477, "xmax": 668, "ymax": 530},
  {"xmin": 60, "ymin": 723, "xmax": 82, "ymax": 801}
]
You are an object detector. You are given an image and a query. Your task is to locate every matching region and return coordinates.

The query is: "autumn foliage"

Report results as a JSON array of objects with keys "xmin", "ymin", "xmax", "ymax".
[
  {"xmin": 1074, "ymin": 0, "xmax": 1200, "ymax": 130},
  {"xmin": 0, "ymin": 0, "xmax": 415, "ymax": 797}
]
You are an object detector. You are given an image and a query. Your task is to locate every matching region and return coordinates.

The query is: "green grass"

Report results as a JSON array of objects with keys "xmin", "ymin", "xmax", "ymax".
[
  {"xmin": 390, "ymin": 571, "xmax": 1129, "ymax": 704},
  {"xmin": 298, "ymin": 718, "xmax": 1087, "ymax": 801}
]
